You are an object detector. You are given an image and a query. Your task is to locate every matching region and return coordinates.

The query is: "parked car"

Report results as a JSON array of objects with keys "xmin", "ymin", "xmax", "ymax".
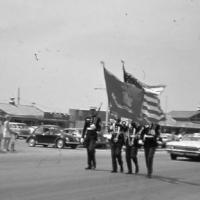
[
  {"xmin": 96, "ymin": 132, "xmax": 110, "ymax": 149},
  {"xmin": 160, "ymin": 133, "xmax": 173, "ymax": 148},
  {"xmin": 26, "ymin": 125, "xmax": 80, "ymax": 149},
  {"xmin": 9, "ymin": 122, "xmax": 31, "ymax": 139},
  {"xmin": 28, "ymin": 126, "xmax": 38, "ymax": 134},
  {"xmin": 166, "ymin": 133, "xmax": 200, "ymax": 160},
  {"xmin": 63, "ymin": 128, "xmax": 82, "ymax": 142}
]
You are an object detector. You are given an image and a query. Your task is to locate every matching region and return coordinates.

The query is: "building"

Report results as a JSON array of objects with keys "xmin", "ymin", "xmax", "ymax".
[
  {"xmin": 160, "ymin": 110, "xmax": 200, "ymax": 134},
  {"xmin": 0, "ymin": 102, "xmax": 70, "ymax": 128},
  {"xmin": 0, "ymin": 103, "xmax": 43, "ymax": 125},
  {"xmin": 169, "ymin": 110, "xmax": 200, "ymax": 123}
]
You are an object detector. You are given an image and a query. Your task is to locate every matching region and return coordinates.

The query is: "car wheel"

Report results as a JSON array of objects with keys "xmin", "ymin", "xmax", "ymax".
[
  {"xmin": 28, "ymin": 138, "xmax": 36, "ymax": 147},
  {"xmin": 56, "ymin": 139, "xmax": 64, "ymax": 149},
  {"xmin": 43, "ymin": 144, "xmax": 48, "ymax": 147},
  {"xmin": 170, "ymin": 154, "xmax": 177, "ymax": 160},
  {"xmin": 70, "ymin": 145, "xmax": 77, "ymax": 149}
]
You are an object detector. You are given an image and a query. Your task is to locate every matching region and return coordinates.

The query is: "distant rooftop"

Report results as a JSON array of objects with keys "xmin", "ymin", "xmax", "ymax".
[
  {"xmin": 0, "ymin": 103, "xmax": 44, "ymax": 118},
  {"xmin": 169, "ymin": 110, "xmax": 200, "ymax": 119}
]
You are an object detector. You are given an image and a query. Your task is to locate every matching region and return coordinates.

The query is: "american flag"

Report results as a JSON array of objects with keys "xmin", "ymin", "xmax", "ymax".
[{"xmin": 123, "ymin": 66, "xmax": 166, "ymax": 123}]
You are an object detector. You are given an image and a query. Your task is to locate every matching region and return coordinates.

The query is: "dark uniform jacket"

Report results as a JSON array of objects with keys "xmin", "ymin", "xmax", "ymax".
[
  {"xmin": 141, "ymin": 126, "xmax": 160, "ymax": 148},
  {"xmin": 82, "ymin": 116, "xmax": 101, "ymax": 141},
  {"xmin": 110, "ymin": 132, "xmax": 124, "ymax": 148}
]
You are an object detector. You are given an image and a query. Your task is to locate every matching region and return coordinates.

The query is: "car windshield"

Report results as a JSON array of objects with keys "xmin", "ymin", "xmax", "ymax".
[
  {"xmin": 10, "ymin": 123, "xmax": 27, "ymax": 129},
  {"xmin": 182, "ymin": 135, "xmax": 200, "ymax": 141}
]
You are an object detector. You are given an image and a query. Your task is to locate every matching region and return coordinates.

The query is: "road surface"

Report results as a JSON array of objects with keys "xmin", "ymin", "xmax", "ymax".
[{"xmin": 0, "ymin": 140, "xmax": 200, "ymax": 200}]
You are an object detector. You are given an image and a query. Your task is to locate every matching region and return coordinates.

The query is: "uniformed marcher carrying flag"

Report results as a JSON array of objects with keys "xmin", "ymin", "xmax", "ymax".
[
  {"xmin": 125, "ymin": 122, "xmax": 143, "ymax": 174},
  {"xmin": 82, "ymin": 107, "xmax": 101, "ymax": 170},
  {"xmin": 141, "ymin": 123, "xmax": 161, "ymax": 178},
  {"xmin": 110, "ymin": 118, "xmax": 125, "ymax": 173}
]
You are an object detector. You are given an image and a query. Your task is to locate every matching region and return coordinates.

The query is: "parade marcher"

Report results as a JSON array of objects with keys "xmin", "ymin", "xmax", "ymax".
[
  {"xmin": 110, "ymin": 118, "xmax": 125, "ymax": 173},
  {"xmin": 141, "ymin": 123, "xmax": 161, "ymax": 178},
  {"xmin": 82, "ymin": 107, "xmax": 101, "ymax": 170},
  {"xmin": 125, "ymin": 122, "xmax": 142, "ymax": 174}
]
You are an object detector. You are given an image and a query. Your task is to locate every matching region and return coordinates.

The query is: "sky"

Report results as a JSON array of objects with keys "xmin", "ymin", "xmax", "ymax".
[{"xmin": 0, "ymin": 0, "xmax": 200, "ymax": 113}]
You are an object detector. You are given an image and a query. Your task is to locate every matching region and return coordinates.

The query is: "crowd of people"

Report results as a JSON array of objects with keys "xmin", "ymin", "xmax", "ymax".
[
  {"xmin": 82, "ymin": 108, "xmax": 162, "ymax": 178},
  {"xmin": 0, "ymin": 115, "xmax": 16, "ymax": 153}
]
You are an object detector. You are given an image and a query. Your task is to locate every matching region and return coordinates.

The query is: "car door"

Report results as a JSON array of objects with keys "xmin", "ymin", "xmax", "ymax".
[
  {"xmin": 45, "ymin": 128, "xmax": 58, "ymax": 144},
  {"xmin": 34, "ymin": 127, "xmax": 46, "ymax": 143},
  {"xmin": 39, "ymin": 127, "xmax": 54, "ymax": 144}
]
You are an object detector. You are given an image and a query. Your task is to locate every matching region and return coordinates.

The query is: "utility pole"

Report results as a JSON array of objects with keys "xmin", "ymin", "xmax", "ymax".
[{"xmin": 17, "ymin": 87, "xmax": 20, "ymax": 105}]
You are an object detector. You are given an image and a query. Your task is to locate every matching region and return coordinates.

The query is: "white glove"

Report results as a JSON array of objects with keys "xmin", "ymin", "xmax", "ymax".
[{"xmin": 80, "ymin": 138, "xmax": 84, "ymax": 144}]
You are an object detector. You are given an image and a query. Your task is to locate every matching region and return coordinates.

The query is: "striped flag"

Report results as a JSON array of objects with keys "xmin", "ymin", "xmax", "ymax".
[
  {"xmin": 123, "ymin": 66, "xmax": 166, "ymax": 123},
  {"xmin": 104, "ymin": 67, "xmax": 144, "ymax": 121}
]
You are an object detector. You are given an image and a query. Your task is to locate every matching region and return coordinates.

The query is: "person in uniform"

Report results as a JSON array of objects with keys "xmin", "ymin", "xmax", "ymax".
[
  {"xmin": 141, "ymin": 123, "xmax": 161, "ymax": 178},
  {"xmin": 125, "ymin": 122, "xmax": 142, "ymax": 174},
  {"xmin": 82, "ymin": 108, "xmax": 101, "ymax": 170},
  {"xmin": 110, "ymin": 118, "xmax": 125, "ymax": 173}
]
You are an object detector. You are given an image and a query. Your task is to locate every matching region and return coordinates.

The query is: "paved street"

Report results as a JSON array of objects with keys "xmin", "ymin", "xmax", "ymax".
[{"xmin": 0, "ymin": 140, "xmax": 200, "ymax": 200}]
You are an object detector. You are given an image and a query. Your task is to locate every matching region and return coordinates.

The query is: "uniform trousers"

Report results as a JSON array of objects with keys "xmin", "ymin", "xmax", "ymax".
[
  {"xmin": 144, "ymin": 146, "xmax": 156, "ymax": 176},
  {"xmin": 111, "ymin": 144, "xmax": 123, "ymax": 172},
  {"xmin": 85, "ymin": 135, "xmax": 96, "ymax": 169},
  {"xmin": 125, "ymin": 146, "xmax": 139, "ymax": 173}
]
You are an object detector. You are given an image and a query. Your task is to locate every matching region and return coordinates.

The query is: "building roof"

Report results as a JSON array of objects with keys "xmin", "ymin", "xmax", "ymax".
[
  {"xmin": 168, "ymin": 110, "xmax": 200, "ymax": 119},
  {"xmin": 160, "ymin": 120, "xmax": 200, "ymax": 129},
  {"xmin": 0, "ymin": 103, "xmax": 44, "ymax": 118}
]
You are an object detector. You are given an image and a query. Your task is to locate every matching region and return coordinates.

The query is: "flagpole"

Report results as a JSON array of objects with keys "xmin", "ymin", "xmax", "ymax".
[
  {"xmin": 100, "ymin": 61, "xmax": 109, "ymax": 133},
  {"xmin": 121, "ymin": 60, "xmax": 125, "ymax": 67}
]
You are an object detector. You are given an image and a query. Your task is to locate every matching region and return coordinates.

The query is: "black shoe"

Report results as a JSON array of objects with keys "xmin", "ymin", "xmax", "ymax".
[
  {"xmin": 126, "ymin": 171, "xmax": 132, "ymax": 174},
  {"xmin": 120, "ymin": 166, "xmax": 124, "ymax": 173},
  {"xmin": 85, "ymin": 167, "xmax": 92, "ymax": 170},
  {"xmin": 111, "ymin": 170, "xmax": 117, "ymax": 173},
  {"xmin": 147, "ymin": 173, "xmax": 152, "ymax": 178},
  {"xmin": 135, "ymin": 167, "xmax": 139, "ymax": 174}
]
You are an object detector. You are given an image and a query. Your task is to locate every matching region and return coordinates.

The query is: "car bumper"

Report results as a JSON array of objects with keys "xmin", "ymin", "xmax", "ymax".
[
  {"xmin": 166, "ymin": 149, "xmax": 200, "ymax": 157},
  {"xmin": 65, "ymin": 142, "xmax": 80, "ymax": 145},
  {"xmin": 19, "ymin": 135, "xmax": 29, "ymax": 138}
]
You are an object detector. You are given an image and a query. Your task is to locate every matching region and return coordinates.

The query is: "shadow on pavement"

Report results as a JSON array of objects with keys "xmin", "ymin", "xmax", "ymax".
[{"xmin": 152, "ymin": 175, "xmax": 200, "ymax": 186}]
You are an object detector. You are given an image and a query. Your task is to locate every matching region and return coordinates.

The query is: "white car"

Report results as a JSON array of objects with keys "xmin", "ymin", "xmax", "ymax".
[
  {"xmin": 9, "ymin": 122, "xmax": 31, "ymax": 139},
  {"xmin": 166, "ymin": 133, "xmax": 200, "ymax": 160}
]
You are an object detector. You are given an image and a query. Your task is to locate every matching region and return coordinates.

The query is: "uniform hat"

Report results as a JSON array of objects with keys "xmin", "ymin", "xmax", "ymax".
[{"xmin": 89, "ymin": 106, "xmax": 97, "ymax": 111}]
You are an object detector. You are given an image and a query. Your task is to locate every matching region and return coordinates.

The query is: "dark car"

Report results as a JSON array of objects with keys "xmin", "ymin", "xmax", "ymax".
[{"xmin": 26, "ymin": 125, "xmax": 80, "ymax": 149}]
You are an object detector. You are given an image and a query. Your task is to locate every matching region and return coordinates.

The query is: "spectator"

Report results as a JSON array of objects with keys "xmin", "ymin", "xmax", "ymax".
[
  {"xmin": 0, "ymin": 120, "xmax": 3, "ymax": 152},
  {"xmin": 3, "ymin": 115, "xmax": 12, "ymax": 152}
]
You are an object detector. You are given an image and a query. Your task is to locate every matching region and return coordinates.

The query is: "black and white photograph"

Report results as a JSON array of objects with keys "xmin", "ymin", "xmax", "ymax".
[{"xmin": 0, "ymin": 0, "xmax": 200, "ymax": 200}]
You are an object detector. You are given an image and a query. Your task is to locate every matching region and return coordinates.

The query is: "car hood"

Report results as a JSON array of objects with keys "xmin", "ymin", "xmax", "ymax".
[{"xmin": 167, "ymin": 140, "xmax": 200, "ymax": 148}]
